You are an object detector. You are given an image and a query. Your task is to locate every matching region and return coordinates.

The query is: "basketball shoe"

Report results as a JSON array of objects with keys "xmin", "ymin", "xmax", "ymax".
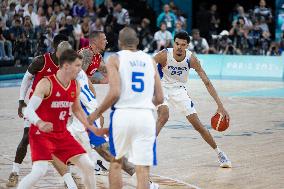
[{"xmin": 218, "ymin": 151, "xmax": 232, "ymax": 168}]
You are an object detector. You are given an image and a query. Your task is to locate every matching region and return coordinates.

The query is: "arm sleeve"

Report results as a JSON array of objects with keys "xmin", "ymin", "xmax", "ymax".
[
  {"xmin": 19, "ymin": 71, "xmax": 34, "ymax": 101},
  {"xmin": 23, "ymin": 95, "xmax": 42, "ymax": 125}
]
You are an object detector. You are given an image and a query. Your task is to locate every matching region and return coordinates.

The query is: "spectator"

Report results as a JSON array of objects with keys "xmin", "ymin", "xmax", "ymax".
[
  {"xmin": 267, "ymin": 42, "xmax": 281, "ymax": 56},
  {"xmin": 24, "ymin": 4, "xmax": 39, "ymax": 27},
  {"xmin": 35, "ymin": 16, "xmax": 47, "ymax": 40},
  {"xmin": 223, "ymin": 43, "xmax": 241, "ymax": 55},
  {"xmin": 73, "ymin": 1, "xmax": 87, "ymax": 18},
  {"xmin": 172, "ymin": 20, "xmax": 183, "ymax": 38},
  {"xmin": 91, "ymin": 18, "xmax": 104, "ymax": 32},
  {"xmin": 54, "ymin": 3, "xmax": 65, "ymax": 22},
  {"xmin": 234, "ymin": 6, "xmax": 253, "ymax": 29},
  {"xmin": 105, "ymin": 24, "xmax": 118, "ymax": 51},
  {"xmin": 154, "ymin": 22, "xmax": 172, "ymax": 52},
  {"xmin": 189, "ymin": 29, "xmax": 209, "ymax": 54},
  {"xmin": 0, "ymin": 4, "xmax": 8, "ymax": 27},
  {"xmin": 196, "ymin": 3, "xmax": 211, "ymax": 41},
  {"xmin": 136, "ymin": 18, "xmax": 153, "ymax": 52},
  {"xmin": 157, "ymin": 4, "xmax": 176, "ymax": 32},
  {"xmin": 46, "ymin": 6, "xmax": 53, "ymax": 20},
  {"xmin": 209, "ymin": 4, "xmax": 220, "ymax": 36},
  {"xmin": 44, "ymin": 26, "xmax": 54, "ymax": 52},
  {"xmin": 6, "ymin": 2, "xmax": 16, "ymax": 27},
  {"xmin": 80, "ymin": 16, "xmax": 90, "ymax": 48},
  {"xmin": 23, "ymin": 16, "xmax": 36, "ymax": 56},
  {"xmin": 0, "ymin": 18, "xmax": 13, "ymax": 60},
  {"xmin": 229, "ymin": 16, "xmax": 248, "ymax": 52},
  {"xmin": 113, "ymin": 2, "xmax": 130, "ymax": 32},
  {"xmin": 15, "ymin": 0, "xmax": 27, "ymax": 13},
  {"xmin": 258, "ymin": 16, "xmax": 269, "ymax": 33},
  {"xmin": 254, "ymin": 0, "xmax": 272, "ymax": 23},
  {"xmin": 73, "ymin": 16, "xmax": 82, "ymax": 50},
  {"xmin": 48, "ymin": 15, "xmax": 59, "ymax": 36}
]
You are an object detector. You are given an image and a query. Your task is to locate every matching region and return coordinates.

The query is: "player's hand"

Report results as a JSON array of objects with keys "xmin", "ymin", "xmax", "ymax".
[
  {"xmin": 18, "ymin": 100, "xmax": 27, "ymax": 118},
  {"xmin": 88, "ymin": 110, "xmax": 100, "ymax": 125},
  {"xmin": 37, "ymin": 120, "xmax": 53, "ymax": 133},
  {"xmin": 217, "ymin": 106, "xmax": 230, "ymax": 122}
]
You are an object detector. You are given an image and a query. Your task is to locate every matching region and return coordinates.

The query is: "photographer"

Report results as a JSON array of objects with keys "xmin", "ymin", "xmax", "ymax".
[
  {"xmin": 223, "ymin": 43, "xmax": 241, "ymax": 55},
  {"xmin": 229, "ymin": 16, "xmax": 248, "ymax": 52},
  {"xmin": 189, "ymin": 28, "xmax": 209, "ymax": 54},
  {"xmin": 267, "ymin": 42, "xmax": 281, "ymax": 56}
]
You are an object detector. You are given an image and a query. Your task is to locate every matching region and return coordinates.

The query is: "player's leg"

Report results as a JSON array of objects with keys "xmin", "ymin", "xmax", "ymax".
[
  {"xmin": 51, "ymin": 155, "xmax": 78, "ymax": 189},
  {"xmin": 186, "ymin": 113, "xmax": 232, "ymax": 168},
  {"xmin": 7, "ymin": 125, "xmax": 29, "ymax": 187},
  {"xmin": 135, "ymin": 165, "xmax": 150, "ymax": 189},
  {"xmin": 94, "ymin": 144, "xmax": 135, "ymax": 176},
  {"xmin": 156, "ymin": 105, "xmax": 169, "ymax": 136},
  {"xmin": 17, "ymin": 161, "xmax": 49, "ymax": 189},
  {"xmin": 109, "ymin": 158, "xmax": 123, "ymax": 189},
  {"xmin": 69, "ymin": 154, "xmax": 96, "ymax": 189}
]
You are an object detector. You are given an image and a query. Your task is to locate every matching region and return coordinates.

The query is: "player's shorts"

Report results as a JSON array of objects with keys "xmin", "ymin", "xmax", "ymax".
[
  {"xmin": 158, "ymin": 85, "xmax": 196, "ymax": 116},
  {"xmin": 109, "ymin": 108, "xmax": 157, "ymax": 166},
  {"xmin": 80, "ymin": 104, "xmax": 108, "ymax": 148},
  {"xmin": 29, "ymin": 125, "xmax": 86, "ymax": 164}
]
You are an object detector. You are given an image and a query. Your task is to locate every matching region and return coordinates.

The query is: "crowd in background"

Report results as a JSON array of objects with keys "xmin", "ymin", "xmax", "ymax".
[{"xmin": 0, "ymin": 0, "xmax": 284, "ymax": 66}]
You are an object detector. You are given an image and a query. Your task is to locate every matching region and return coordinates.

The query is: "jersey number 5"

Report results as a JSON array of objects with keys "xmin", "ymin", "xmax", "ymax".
[{"xmin": 132, "ymin": 72, "xmax": 144, "ymax": 92}]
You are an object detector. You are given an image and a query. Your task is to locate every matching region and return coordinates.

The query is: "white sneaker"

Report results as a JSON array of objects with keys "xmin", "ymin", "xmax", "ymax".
[
  {"xmin": 150, "ymin": 181, "xmax": 159, "ymax": 189},
  {"xmin": 218, "ymin": 151, "xmax": 232, "ymax": 168}
]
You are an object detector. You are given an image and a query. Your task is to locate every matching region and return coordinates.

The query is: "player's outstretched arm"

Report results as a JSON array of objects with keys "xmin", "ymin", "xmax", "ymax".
[
  {"xmin": 24, "ymin": 78, "xmax": 53, "ymax": 132},
  {"xmin": 88, "ymin": 54, "xmax": 120, "ymax": 123},
  {"xmin": 191, "ymin": 54, "xmax": 230, "ymax": 121},
  {"xmin": 72, "ymin": 83, "xmax": 108, "ymax": 136},
  {"xmin": 153, "ymin": 49, "xmax": 168, "ymax": 67},
  {"xmin": 152, "ymin": 60, "xmax": 164, "ymax": 106}
]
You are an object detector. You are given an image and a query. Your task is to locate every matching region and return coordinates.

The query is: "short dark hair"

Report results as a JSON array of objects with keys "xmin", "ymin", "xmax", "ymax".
[
  {"xmin": 53, "ymin": 34, "xmax": 68, "ymax": 50},
  {"xmin": 59, "ymin": 49, "xmax": 82, "ymax": 67},
  {"xmin": 174, "ymin": 31, "xmax": 190, "ymax": 43},
  {"xmin": 89, "ymin": 30, "xmax": 104, "ymax": 40}
]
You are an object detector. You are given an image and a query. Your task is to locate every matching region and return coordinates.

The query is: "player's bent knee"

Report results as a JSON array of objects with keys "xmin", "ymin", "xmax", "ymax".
[{"xmin": 32, "ymin": 161, "xmax": 49, "ymax": 177}]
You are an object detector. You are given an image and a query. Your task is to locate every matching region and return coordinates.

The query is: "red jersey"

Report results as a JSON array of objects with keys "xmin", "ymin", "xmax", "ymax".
[
  {"xmin": 30, "ymin": 53, "xmax": 59, "ymax": 97},
  {"xmin": 31, "ymin": 74, "xmax": 77, "ymax": 135},
  {"xmin": 78, "ymin": 46, "xmax": 102, "ymax": 77}
]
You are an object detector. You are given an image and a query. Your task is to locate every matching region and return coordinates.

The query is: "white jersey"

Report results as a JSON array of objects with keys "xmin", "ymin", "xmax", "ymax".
[
  {"xmin": 70, "ymin": 70, "xmax": 97, "ymax": 131},
  {"xmin": 159, "ymin": 48, "xmax": 192, "ymax": 87},
  {"xmin": 114, "ymin": 50, "xmax": 155, "ymax": 110}
]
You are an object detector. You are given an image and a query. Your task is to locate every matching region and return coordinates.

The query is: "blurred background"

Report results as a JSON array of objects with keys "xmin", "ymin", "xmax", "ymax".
[{"xmin": 0, "ymin": 0, "xmax": 283, "ymax": 80}]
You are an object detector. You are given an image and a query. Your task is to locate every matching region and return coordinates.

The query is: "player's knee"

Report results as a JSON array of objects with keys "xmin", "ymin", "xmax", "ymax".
[
  {"xmin": 158, "ymin": 107, "xmax": 169, "ymax": 123},
  {"xmin": 32, "ymin": 162, "xmax": 48, "ymax": 177}
]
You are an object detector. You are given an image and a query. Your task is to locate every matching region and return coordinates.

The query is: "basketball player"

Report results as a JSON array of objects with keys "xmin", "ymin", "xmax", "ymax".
[
  {"xmin": 17, "ymin": 49, "xmax": 108, "ymax": 189},
  {"xmin": 68, "ymin": 49, "xmax": 136, "ymax": 176},
  {"xmin": 154, "ymin": 31, "xmax": 232, "ymax": 168},
  {"xmin": 78, "ymin": 31, "xmax": 108, "ymax": 84},
  {"xmin": 6, "ymin": 35, "xmax": 78, "ymax": 188},
  {"xmin": 89, "ymin": 27, "xmax": 163, "ymax": 189}
]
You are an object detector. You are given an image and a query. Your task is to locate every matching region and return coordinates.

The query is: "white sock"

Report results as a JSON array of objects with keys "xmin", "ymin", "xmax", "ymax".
[
  {"xmin": 12, "ymin": 162, "xmax": 20, "ymax": 174},
  {"xmin": 215, "ymin": 146, "xmax": 222, "ymax": 155},
  {"xmin": 63, "ymin": 173, "xmax": 78, "ymax": 189}
]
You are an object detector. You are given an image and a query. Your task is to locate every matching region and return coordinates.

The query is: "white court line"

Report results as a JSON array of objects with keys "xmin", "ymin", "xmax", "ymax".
[{"xmin": 151, "ymin": 173, "xmax": 201, "ymax": 189}]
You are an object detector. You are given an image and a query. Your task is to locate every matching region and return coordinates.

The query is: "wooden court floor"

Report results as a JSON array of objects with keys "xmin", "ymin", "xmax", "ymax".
[{"xmin": 0, "ymin": 79, "xmax": 283, "ymax": 189}]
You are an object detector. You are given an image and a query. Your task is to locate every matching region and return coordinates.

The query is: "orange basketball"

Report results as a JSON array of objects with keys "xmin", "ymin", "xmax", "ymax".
[{"xmin": 211, "ymin": 113, "xmax": 229, "ymax": 132}]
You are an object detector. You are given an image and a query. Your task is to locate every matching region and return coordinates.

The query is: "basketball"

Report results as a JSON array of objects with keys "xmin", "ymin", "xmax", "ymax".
[{"xmin": 211, "ymin": 113, "xmax": 229, "ymax": 132}]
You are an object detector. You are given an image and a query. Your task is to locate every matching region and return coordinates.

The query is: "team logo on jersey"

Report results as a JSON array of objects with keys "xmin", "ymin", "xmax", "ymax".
[
  {"xmin": 35, "ymin": 130, "xmax": 40, "ymax": 135},
  {"xmin": 56, "ymin": 92, "xmax": 61, "ymax": 97},
  {"xmin": 47, "ymin": 68, "xmax": 52, "ymax": 72},
  {"xmin": 71, "ymin": 91, "xmax": 75, "ymax": 98}
]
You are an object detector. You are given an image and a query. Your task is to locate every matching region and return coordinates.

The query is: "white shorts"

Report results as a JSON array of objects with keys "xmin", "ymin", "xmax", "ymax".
[
  {"xmin": 109, "ymin": 109, "xmax": 157, "ymax": 166},
  {"xmin": 159, "ymin": 86, "xmax": 196, "ymax": 116}
]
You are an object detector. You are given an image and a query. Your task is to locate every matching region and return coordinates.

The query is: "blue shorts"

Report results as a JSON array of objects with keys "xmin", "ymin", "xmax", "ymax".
[{"xmin": 88, "ymin": 119, "xmax": 107, "ymax": 148}]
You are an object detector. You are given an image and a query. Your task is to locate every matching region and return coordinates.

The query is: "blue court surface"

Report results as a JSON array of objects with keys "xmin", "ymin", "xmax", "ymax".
[{"xmin": 223, "ymin": 87, "xmax": 284, "ymax": 98}]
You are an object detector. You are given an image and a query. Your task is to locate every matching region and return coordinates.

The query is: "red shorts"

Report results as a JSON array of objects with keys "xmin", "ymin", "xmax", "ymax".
[{"xmin": 29, "ymin": 126, "xmax": 86, "ymax": 164}]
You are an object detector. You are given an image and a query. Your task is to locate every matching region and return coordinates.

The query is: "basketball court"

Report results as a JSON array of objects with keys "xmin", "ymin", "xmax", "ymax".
[{"xmin": 0, "ymin": 78, "xmax": 283, "ymax": 189}]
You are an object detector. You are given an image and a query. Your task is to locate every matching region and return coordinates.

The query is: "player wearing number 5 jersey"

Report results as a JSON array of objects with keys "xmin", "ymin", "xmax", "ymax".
[
  {"xmin": 18, "ymin": 49, "xmax": 108, "ymax": 189},
  {"xmin": 88, "ymin": 27, "xmax": 163, "ymax": 189}
]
